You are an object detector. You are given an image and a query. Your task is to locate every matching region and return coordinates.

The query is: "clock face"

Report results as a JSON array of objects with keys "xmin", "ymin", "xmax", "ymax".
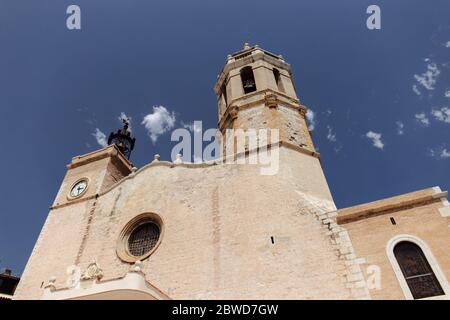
[{"xmin": 70, "ymin": 179, "xmax": 88, "ymax": 198}]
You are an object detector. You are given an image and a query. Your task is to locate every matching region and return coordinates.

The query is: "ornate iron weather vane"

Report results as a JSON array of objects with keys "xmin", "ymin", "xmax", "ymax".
[{"xmin": 107, "ymin": 117, "xmax": 136, "ymax": 159}]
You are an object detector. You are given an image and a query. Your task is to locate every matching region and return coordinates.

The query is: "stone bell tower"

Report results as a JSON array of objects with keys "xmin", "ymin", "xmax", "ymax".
[
  {"xmin": 214, "ymin": 43, "xmax": 315, "ymax": 154},
  {"xmin": 209, "ymin": 44, "xmax": 370, "ymax": 300}
]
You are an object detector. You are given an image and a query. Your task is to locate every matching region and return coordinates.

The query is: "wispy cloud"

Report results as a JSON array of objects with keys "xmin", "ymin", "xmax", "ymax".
[
  {"xmin": 412, "ymin": 84, "xmax": 422, "ymax": 96},
  {"xmin": 429, "ymin": 146, "xmax": 450, "ymax": 159},
  {"xmin": 396, "ymin": 121, "xmax": 405, "ymax": 135},
  {"xmin": 445, "ymin": 90, "xmax": 450, "ymax": 98},
  {"xmin": 77, "ymin": 106, "xmax": 98, "ymax": 126},
  {"xmin": 366, "ymin": 131, "xmax": 384, "ymax": 150},
  {"xmin": 445, "ymin": 41, "xmax": 450, "ymax": 48},
  {"xmin": 306, "ymin": 109, "xmax": 316, "ymax": 131},
  {"xmin": 431, "ymin": 107, "xmax": 450, "ymax": 123},
  {"xmin": 414, "ymin": 62, "xmax": 440, "ymax": 91},
  {"xmin": 142, "ymin": 106, "xmax": 176, "ymax": 143},
  {"xmin": 326, "ymin": 125, "xmax": 342, "ymax": 153},
  {"xmin": 415, "ymin": 113, "xmax": 430, "ymax": 127},
  {"xmin": 92, "ymin": 128, "xmax": 108, "ymax": 147},
  {"xmin": 326, "ymin": 126, "xmax": 336, "ymax": 142}
]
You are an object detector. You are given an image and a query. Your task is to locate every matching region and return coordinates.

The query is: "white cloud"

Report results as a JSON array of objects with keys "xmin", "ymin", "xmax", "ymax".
[
  {"xmin": 414, "ymin": 62, "xmax": 440, "ymax": 91},
  {"xmin": 306, "ymin": 109, "xmax": 316, "ymax": 131},
  {"xmin": 429, "ymin": 146, "xmax": 450, "ymax": 159},
  {"xmin": 431, "ymin": 107, "xmax": 450, "ymax": 123},
  {"xmin": 326, "ymin": 126, "xmax": 336, "ymax": 142},
  {"xmin": 365, "ymin": 131, "xmax": 384, "ymax": 150},
  {"xmin": 92, "ymin": 128, "xmax": 108, "ymax": 147},
  {"xmin": 181, "ymin": 121, "xmax": 202, "ymax": 133},
  {"xmin": 445, "ymin": 41, "xmax": 450, "ymax": 48},
  {"xmin": 396, "ymin": 121, "xmax": 405, "ymax": 135},
  {"xmin": 415, "ymin": 113, "xmax": 430, "ymax": 127},
  {"xmin": 443, "ymin": 149, "xmax": 450, "ymax": 158},
  {"xmin": 412, "ymin": 84, "xmax": 421, "ymax": 96},
  {"xmin": 445, "ymin": 90, "xmax": 450, "ymax": 98},
  {"xmin": 118, "ymin": 112, "xmax": 132, "ymax": 132},
  {"xmin": 142, "ymin": 106, "xmax": 176, "ymax": 143}
]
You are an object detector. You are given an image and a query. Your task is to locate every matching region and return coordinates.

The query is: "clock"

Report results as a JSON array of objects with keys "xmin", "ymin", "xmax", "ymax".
[{"xmin": 69, "ymin": 179, "xmax": 88, "ymax": 198}]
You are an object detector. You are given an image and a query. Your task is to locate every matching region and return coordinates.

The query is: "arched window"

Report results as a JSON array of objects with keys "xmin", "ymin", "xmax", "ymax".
[
  {"xmin": 220, "ymin": 80, "xmax": 228, "ymax": 104},
  {"xmin": 394, "ymin": 241, "xmax": 444, "ymax": 299},
  {"xmin": 240, "ymin": 66, "xmax": 256, "ymax": 94},
  {"xmin": 221, "ymin": 83, "xmax": 228, "ymax": 106},
  {"xmin": 273, "ymin": 68, "xmax": 285, "ymax": 93}
]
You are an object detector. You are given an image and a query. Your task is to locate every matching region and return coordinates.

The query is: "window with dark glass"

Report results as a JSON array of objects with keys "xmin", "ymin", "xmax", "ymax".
[
  {"xmin": 240, "ymin": 66, "xmax": 256, "ymax": 94},
  {"xmin": 394, "ymin": 241, "xmax": 444, "ymax": 299}
]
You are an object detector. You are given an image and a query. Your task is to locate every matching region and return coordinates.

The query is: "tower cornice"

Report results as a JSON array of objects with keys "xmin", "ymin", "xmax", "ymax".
[
  {"xmin": 217, "ymin": 88, "xmax": 306, "ymax": 133},
  {"xmin": 68, "ymin": 145, "xmax": 133, "ymax": 171}
]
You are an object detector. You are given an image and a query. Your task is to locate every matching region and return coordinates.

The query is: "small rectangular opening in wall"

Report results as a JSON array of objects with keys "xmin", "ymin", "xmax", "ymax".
[
  {"xmin": 390, "ymin": 217, "xmax": 396, "ymax": 225},
  {"xmin": 271, "ymin": 236, "xmax": 274, "ymax": 244}
]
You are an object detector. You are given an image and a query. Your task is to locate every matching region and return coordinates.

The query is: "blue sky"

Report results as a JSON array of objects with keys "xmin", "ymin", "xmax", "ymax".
[{"xmin": 0, "ymin": 0, "xmax": 449, "ymax": 275}]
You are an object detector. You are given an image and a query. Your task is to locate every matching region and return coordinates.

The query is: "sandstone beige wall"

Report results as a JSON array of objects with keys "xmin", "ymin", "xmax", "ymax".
[
  {"xmin": 338, "ymin": 188, "xmax": 450, "ymax": 300},
  {"xmin": 14, "ymin": 146, "xmax": 356, "ymax": 300}
]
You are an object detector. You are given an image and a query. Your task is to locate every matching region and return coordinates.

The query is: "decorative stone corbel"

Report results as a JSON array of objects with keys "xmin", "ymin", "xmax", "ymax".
[
  {"xmin": 80, "ymin": 261, "xmax": 103, "ymax": 281},
  {"xmin": 265, "ymin": 93, "xmax": 278, "ymax": 109},
  {"xmin": 229, "ymin": 106, "xmax": 239, "ymax": 121},
  {"xmin": 298, "ymin": 108, "xmax": 308, "ymax": 119}
]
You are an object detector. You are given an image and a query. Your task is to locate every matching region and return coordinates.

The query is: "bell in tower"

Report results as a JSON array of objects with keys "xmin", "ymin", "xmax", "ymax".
[
  {"xmin": 240, "ymin": 66, "xmax": 257, "ymax": 94},
  {"xmin": 214, "ymin": 43, "xmax": 316, "ymax": 153},
  {"xmin": 107, "ymin": 117, "xmax": 136, "ymax": 159}
]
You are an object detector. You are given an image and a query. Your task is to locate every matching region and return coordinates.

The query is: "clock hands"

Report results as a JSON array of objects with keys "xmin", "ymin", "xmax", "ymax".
[
  {"xmin": 71, "ymin": 180, "xmax": 88, "ymax": 198},
  {"xmin": 76, "ymin": 185, "xmax": 84, "ymax": 195}
]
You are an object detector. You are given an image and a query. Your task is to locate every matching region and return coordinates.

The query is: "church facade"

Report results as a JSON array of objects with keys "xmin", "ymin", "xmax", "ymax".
[{"xmin": 14, "ymin": 45, "xmax": 450, "ymax": 300}]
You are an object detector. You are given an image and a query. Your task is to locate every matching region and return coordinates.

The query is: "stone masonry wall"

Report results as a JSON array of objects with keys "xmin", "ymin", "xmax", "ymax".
[{"xmin": 14, "ymin": 146, "xmax": 358, "ymax": 300}]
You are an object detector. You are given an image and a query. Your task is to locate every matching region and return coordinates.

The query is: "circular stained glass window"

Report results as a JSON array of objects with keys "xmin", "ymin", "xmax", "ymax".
[{"xmin": 127, "ymin": 222, "xmax": 160, "ymax": 257}]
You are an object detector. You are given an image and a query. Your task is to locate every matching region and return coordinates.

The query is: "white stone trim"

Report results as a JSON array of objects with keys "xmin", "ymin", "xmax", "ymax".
[
  {"xmin": 437, "ymin": 191, "xmax": 450, "ymax": 217},
  {"xmin": 439, "ymin": 207, "xmax": 450, "ymax": 217},
  {"xmin": 294, "ymin": 189, "xmax": 370, "ymax": 299},
  {"xmin": 41, "ymin": 270, "xmax": 170, "ymax": 300},
  {"xmin": 432, "ymin": 186, "xmax": 442, "ymax": 194},
  {"xmin": 386, "ymin": 234, "xmax": 450, "ymax": 300}
]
